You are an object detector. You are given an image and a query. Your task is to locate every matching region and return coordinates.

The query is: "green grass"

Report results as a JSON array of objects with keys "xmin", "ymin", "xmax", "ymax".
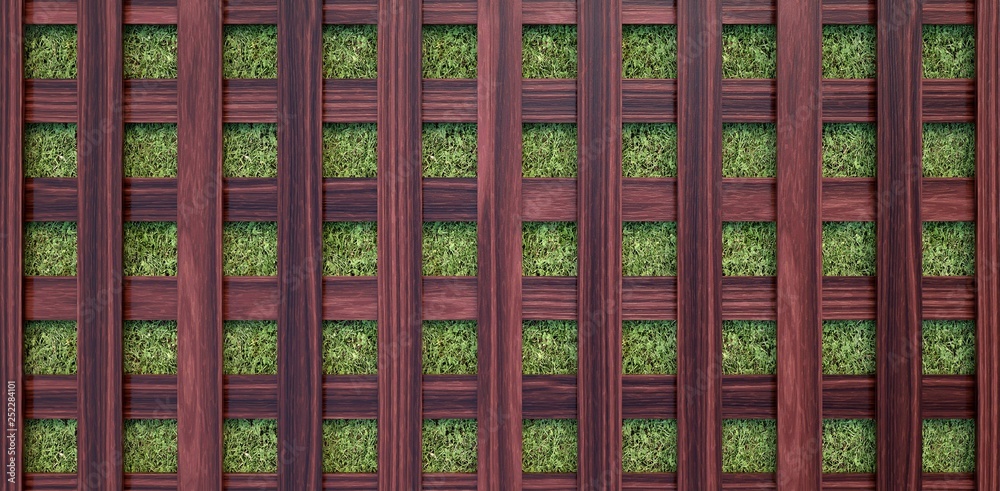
[
  {"xmin": 923, "ymin": 419, "xmax": 975, "ymax": 472},
  {"xmin": 23, "ymin": 321, "xmax": 77, "ymax": 375},
  {"xmin": 722, "ymin": 25, "xmax": 775, "ymax": 79},
  {"xmin": 823, "ymin": 419, "xmax": 875, "ymax": 472},
  {"xmin": 723, "ymin": 124, "xmax": 776, "ymax": 177},
  {"xmin": 923, "ymin": 320, "xmax": 975, "ymax": 375},
  {"xmin": 523, "ymin": 25, "xmax": 577, "ymax": 78},
  {"xmin": 24, "ymin": 25, "xmax": 76, "ymax": 79},
  {"xmin": 24, "ymin": 123, "xmax": 76, "ymax": 177},
  {"xmin": 422, "ymin": 419, "xmax": 477, "ymax": 472},
  {"xmin": 622, "ymin": 25, "xmax": 677, "ymax": 79},
  {"xmin": 821, "ymin": 25, "xmax": 974, "ymax": 79},
  {"xmin": 522, "ymin": 124, "xmax": 577, "ymax": 177},
  {"xmin": 423, "ymin": 25, "xmax": 477, "ymax": 79},
  {"xmin": 124, "ymin": 124, "xmax": 178, "ymax": 177},
  {"xmin": 223, "ymin": 222, "xmax": 277, "ymax": 276},
  {"xmin": 24, "ymin": 420, "xmax": 77, "ymax": 472},
  {"xmin": 123, "ymin": 420, "xmax": 177, "ymax": 472},
  {"xmin": 324, "ymin": 123, "xmax": 377, "ymax": 177},
  {"xmin": 324, "ymin": 321, "xmax": 378, "ymax": 374},
  {"xmin": 722, "ymin": 321, "xmax": 776, "ymax": 374},
  {"xmin": 924, "ymin": 123, "xmax": 975, "ymax": 177},
  {"xmin": 722, "ymin": 419, "xmax": 776, "ymax": 472},
  {"xmin": 622, "ymin": 419, "xmax": 677, "ymax": 472},
  {"xmin": 323, "ymin": 420, "xmax": 378, "ymax": 472},
  {"xmin": 224, "ymin": 419, "xmax": 277, "ymax": 472},
  {"xmin": 822, "ymin": 320, "xmax": 876, "ymax": 375},
  {"xmin": 423, "ymin": 123, "xmax": 477, "ymax": 177},
  {"xmin": 323, "ymin": 222, "xmax": 377, "ymax": 276},
  {"xmin": 424, "ymin": 321, "xmax": 477, "ymax": 374},
  {"xmin": 522, "ymin": 419, "xmax": 577, "ymax": 472},
  {"xmin": 923, "ymin": 222, "xmax": 974, "ymax": 276},
  {"xmin": 622, "ymin": 222, "xmax": 677, "ymax": 276},
  {"xmin": 124, "ymin": 321, "xmax": 178, "ymax": 374},
  {"xmin": 224, "ymin": 124, "xmax": 278, "ymax": 177},
  {"xmin": 622, "ymin": 123, "xmax": 677, "ymax": 177},
  {"xmin": 224, "ymin": 25, "xmax": 277, "ymax": 79},
  {"xmin": 225, "ymin": 321, "xmax": 278, "ymax": 374},
  {"xmin": 923, "ymin": 25, "xmax": 975, "ymax": 79},
  {"xmin": 424, "ymin": 222, "xmax": 477, "ymax": 276},
  {"xmin": 622, "ymin": 321, "xmax": 677, "ymax": 375},
  {"xmin": 323, "ymin": 25, "xmax": 377, "ymax": 79},
  {"xmin": 523, "ymin": 222, "xmax": 577, "ymax": 276},
  {"xmin": 523, "ymin": 321, "xmax": 576, "ymax": 374},
  {"xmin": 722, "ymin": 222, "xmax": 776, "ymax": 276},
  {"xmin": 822, "ymin": 25, "xmax": 876, "ymax": 79},
  {"xmin": 123, "ymin": 222, "xmax": 178, "ymax": 276},
  {"xmin": 123, "ymin": 25, "xmax": 177, "ymax": 79},
  {"xmin": 822, "ymin": 222, "xmax": 875, "ymax": 276},
  {"xmin": 24, "ymin": 222, "xmax": 76, "ymax": 276},
  {"xmin": 823, "ymin": 124, "xmax": 876, "ymax": 177}
]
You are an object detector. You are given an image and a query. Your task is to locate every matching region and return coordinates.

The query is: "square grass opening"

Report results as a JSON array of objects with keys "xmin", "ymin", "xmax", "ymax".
[
  {"xmin": 523, "ymin": 124, "xmax": 577, "ymax": 177},
  {"xmin": 523, "ymin": 419, "xmax": 577, "ymax": 473},
  {"xmin": 423, "ymin": 419, "xmax": 477, "ymax": 472},
  {"xmin": 523, "ymin": 320, "xmax": 576, "ymax": 374},
  {"xmin": 24, "ymin": 321, "xmax": 77, "ymax": 375},
  {"xmin": 224, "ymin": 222, "xmax": 277, "ymax": 276},
  {"xmin": 722, "ymin": 25, "xmax": 775, "ymax": 79},
  {"xmin": 523, "ymin": 25, "xmax": 577, "ymax": 78},
  {"xmin": 224, "ymin": 419, "xmax": 277, "ymax": 473},
  {"xmin": 923, "ymin": 25, "xmax": 975, "ymax": 79},
  {"xmin": 823, "ymin": 123, "xmax": 876, "ymax": 177},
  {"xmin": 622, "ymin": 123, "xmax": 676, "ymax": 177},
  {"xmin": 324, "ymin": 320, "xmax": 377, "ymax": 374},
  {"xmin": 124, "ymin": 320, "xmax": 178, "ymax": 374},
  {"xmin": 123, "ymin": 25, "xmax": 178, "ymax": 79},
  {"xmin": 224, "ymin": 123, "xmax": 277, "ymax": 177},
  {"xmin": 923, "ymin": 419, "xmax": 975, "ymax": 472},
  {"xmin": 124, "ymin": 222, "xmax": 177, "ymax": 276},
  {"xmin": 124, "ymin": 420, "xmax": 177, "ymax": 472},
  {"xmin": 622, "ymin": 419, "xmax": 677, "ymax": 473},
  {"xmin": 723, "ymin": 123, "xmax": 776, "ymax": 178},
  {"xmin": 24, "ymin": 25, "xmax": 77, "ymax": 79},
  {"xmin": 623, "ymin": 320, "xmax": 676, "ymax": 375},
  {"xmin": 924, "ymin": 123, "xmax": 974, "ymax": 177},
  {"xmin": 923, "ymin": 320, "xmax": 975, "ymax": 375},
  {"xmin": 224, "ymin": 25, "xmax": 277, "ymax": 79},
  {"xmin": 324, "ymin": 123, "xmax": 377, "ymax": 178},
  {"xmin": 423, "ymin": 123, "xmax": 477, "ymax": 177},
  {"xmin": 125, "ymin": 124, "xmax": 178, "ymax": 177},
  {"xmin": 423, "ymin": 25, "xmax": 477, "ymax": 79},
  {"xmin": 722, "ymin": 419, "xmax": 776, "ymax": 473},
  {"xmin": 822, "ymin": 222, "xmax": 875, "ymax": 276},
  {"xmin": 822, "ymin": 320, "xmax": 875, "ymax": 375},
  {"xmin": 623, "ymin": 222, "xmax": 676, "ymax": 276},
  {"xmin": 424, "ymin": 222, "xmax": 477, "ymax": 276},
  {"xmin": 722, "ymin": 321, "xmax": 776, "ymax": 374},
  {"xmin": 622, "ymin": 25, "xmax": 677, "ymax": 79},
  {"xmin": 24, "ymin": 123, "xmax": 77, "ymax": 178},
  {"xmin": 923, "ymin": 222, "xmax": 974, "ymax": 276},
  {"xmin": 823, "ymin": 419, "xmax": 875, "ymax": 472},
  {"xmin": 822, "ymin": 25, "xmax": 875, "ymax": 79},
  {"xmin": 225, "ymin": 321, "xmax": 277, "ymax": 375},
  {"xmin": 423, "ymin": 320, "xmax": 477, "ymax": 374},
  {"xmin": 722, "ymin": 222, "xmax": 776, "ymax": 276},
  {"xmin": 24, "ymin": 222, "xmax": 77, "ymax": 276},
  {"xmin": 24, "ymin": 419, "xmax": 77, "ymax": 473},
  {"xmin": 323, "ymin": 25, "xmax": 377, "ymax": 79},
  {"xmin": 523, "ymin": 222, "xmax": 577, "ymax": 276},
  {"xmin": 324, "ymin": 222, "xmax": 377, "ymax": 276},
  {"xmin": 323, "ymin": 420, "xmax": 377, "ymax": 472}
]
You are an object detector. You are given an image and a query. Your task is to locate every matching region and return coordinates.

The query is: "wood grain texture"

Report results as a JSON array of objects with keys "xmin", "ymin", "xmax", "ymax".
[
  {"xmin": 876, "ymin": 0, "xmax": 923, "ymax": 487},
  {"xmin": 476, "ymin": 0, "xmax": 523, "ymax": 487},
  {"xmin": 377, "ymin": 0, "xmax": 422, "ymax": 486},
  {"xmin": 676, "ymin": 0, "xmax": 723, "ymax": 487},
  {"xmin": 77, "ymin": 0, "xmax": 124, "ymax": 488},
  {"xmin": 276, "ymin": 0, "xmax": 324, "ymax": 488}
]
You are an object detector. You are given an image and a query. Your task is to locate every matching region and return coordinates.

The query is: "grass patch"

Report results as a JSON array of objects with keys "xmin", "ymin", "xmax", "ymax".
[
  {"xmin": 224, "ymin": 419, "xmax": 277, "ymax": 472},
  {"xmin": 822, "ymin": 320, "xmax": 875, "ymax": 375},
  {"xmin": 223, "ymin": 222, "xmax": 277, "ymax": 276},
  {"xmin": 924, "ymin": 123, "xmax": 975, "ymax": 177},
  {"xmin": 822, "ymin": 222, "xmax": 875, "ymax": 276},
  {"xmin": 923, "ymin": 419, "xmax": 975, "ymax": 472},
  {"xmin": 423, "ymin": 25, "xmax": 477, "ymax": 78},
  {"xmin": 124, "ymin": 124, "xmax": 178, "ymax": 177},
  {"xmin": 423, "ymin": 123, "xmax": 477, "ymax": 177},
  {"xmin": 823, "ymin": 123, "xmax": 876, "ymax": 177},
  {"xmin": 24, "ymin": 222, "xmax": 76, "ymax": 276},
  {"xmin": 622, "ymin": 321, "xmax": 676, "ymax": 375},
  {"xmin": 924, "ymin": 222, "xmax": 974, "ymax": 276},
  {"xmin": 123, "ymin": 222, "xmax": 178, "ymax": 276},
  {"xmin": 623, "ymin": 222, "xmax": 677, "ymax": 276},
  {"xmin": 622, "ymin": 25, "xmax": 677, "ymax": 79},
  {"xmin": 324, "ymin": 123, "xmax": 377, "ymax": 178},
  {"xmin": 123, "ymin": 420, "xmax": 177, "ymax": 472},
  {"xmin": 523, "ymin": 321, "xmax": 576, "ymax": 374},
  {"xmin": 522, "ymin": 419, "xmax": 577, "ymax": 472},
  {"xmin": 24, "ymin": 420, "xmax": 77, "ymax": 473},
  {"xmin": 423, "ymin": 419, "xmax": 477, "ymax": 472},
  {"xmin": 323, "ymin": 25, "xmax": 377, "ymax": 79},
  {"xmin": 722, "ymin": 25, "xmax": 775, "ymax": 79},
  {"xmin": 722, "ymin": 124, "xmax": 776, "ymax": 177},
  {"xmin": 722, "ymin": 419, "xmax": 776, "ymax": 472},
  {"xmin": 24, "ymin": 25, "xmax": 76, "ymax": 79},
  {"xmin": 923, "ymin": 25, "xmax": 975, "ymax": 78},
  {"xmin": 522, "ymin": 124, "xmax": 577, "ymax": 177},
  {"xmin": 722, "ymin": 222, "xmax": 776, "ymax": 276},
  {"xmin": 424, "ymin": 222, "xmax": 477, "ymax": 276},
  {"xmin": 424, "ymin": 321, "xmax": 477, "ymax": 374},
  {"xmin": 523, "ymin": 222, "xmax": 577, "ymax": 276},
  {"xmin": 225, "ymin": 321, "xmax": 277, "ymax": 374},
  {"xmin": 923, "ymin": 320, "xmax": 975, "ymax": 375},
  {"xmin": 823, "ymin": 419, "xmax": 875, "ymax": 472},
  {"xmin": 24, "ymin": 321, "xmax": 77, "ymax": 375},
  {"xmin": 123, "ymin": 25, "xmax": 177, "ymax": 79},
  {"xmin": 324, "ymin": 321, "xmax": 378, "ymax": 374},
  {"xmin": 323, "ymin": 222, "xmax": 377, "ymax": 276},
  {"xmin": 622, "ymin": 123, "xmax": 676, "ymax": 177},
  {"xmin": 224, "ymin": 25, "xmax": 277, "ymax": 79},
  {"xmin": 24, "ymin": 123, "xmax": 76, "ymax": 178},
  {"xmin": 722, "ymin": 321, "xmax": 776, "ymax": 374},
  {"xmin": 622, "ymin": 419, "xmax": 677, "ymax": 472},
  {"xmin": 523, "ymin": 25, "xmax": 577, "ymax": 78},
  {"xmin": 224, "ymin": 124, "xmax": 277, "ymax": 178},
  {"xmin": 323, "ymin": 420, "xmax": 378, "ymax": 472},
  {"xmin": 124, "ymin": 321, "xmax": 177, "ymax": 374},
  {"xmin": 822, "ymin": 25, "xmax": 875, "ymax": 79}
]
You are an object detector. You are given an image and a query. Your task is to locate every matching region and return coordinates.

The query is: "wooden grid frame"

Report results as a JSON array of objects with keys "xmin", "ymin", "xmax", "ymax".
[{"xmin": 1, "ymin": 0, "xmax": 998, "ymax": 489}]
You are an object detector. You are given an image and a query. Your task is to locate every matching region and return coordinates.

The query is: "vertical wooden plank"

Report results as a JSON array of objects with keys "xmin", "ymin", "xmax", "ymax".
[
  {"xmin": 676, "ymin": 0, "xmax": 723, "ymax": 488},
  {"xmin": 276, "ymin": 0, "xmax": 324, "ymax": 487},
  {"xmin": 77, "ymin": 0, "xmax": 123, "ymax": 488},
  {"xmin": 0, "ymin": 1, "xmax": 24, "ymax": 490},
  {"xmin": 377, "ymin": 0, "xmax": 422, "ymax": 486},
  {"xmin": 876, "ymin": 0, "xmax": 923, "ymax": 487},
  {"xmin": 577, "ymin": 0, "xmax": 623, "ymax": 488},
  {"xmin": 476, "ymin": 0, "xmax": 523, "ymax": 487},
  {"xmin": 775, "ymin": 0, "xmax": 822, "ymax": 489},
  {"xmin": 976, "ymin": 0, "xmax": 1000, "ymax": 487},
  {"xmin": 176, "ymin": 0, "xmax": 223, "ymax": 488}
]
